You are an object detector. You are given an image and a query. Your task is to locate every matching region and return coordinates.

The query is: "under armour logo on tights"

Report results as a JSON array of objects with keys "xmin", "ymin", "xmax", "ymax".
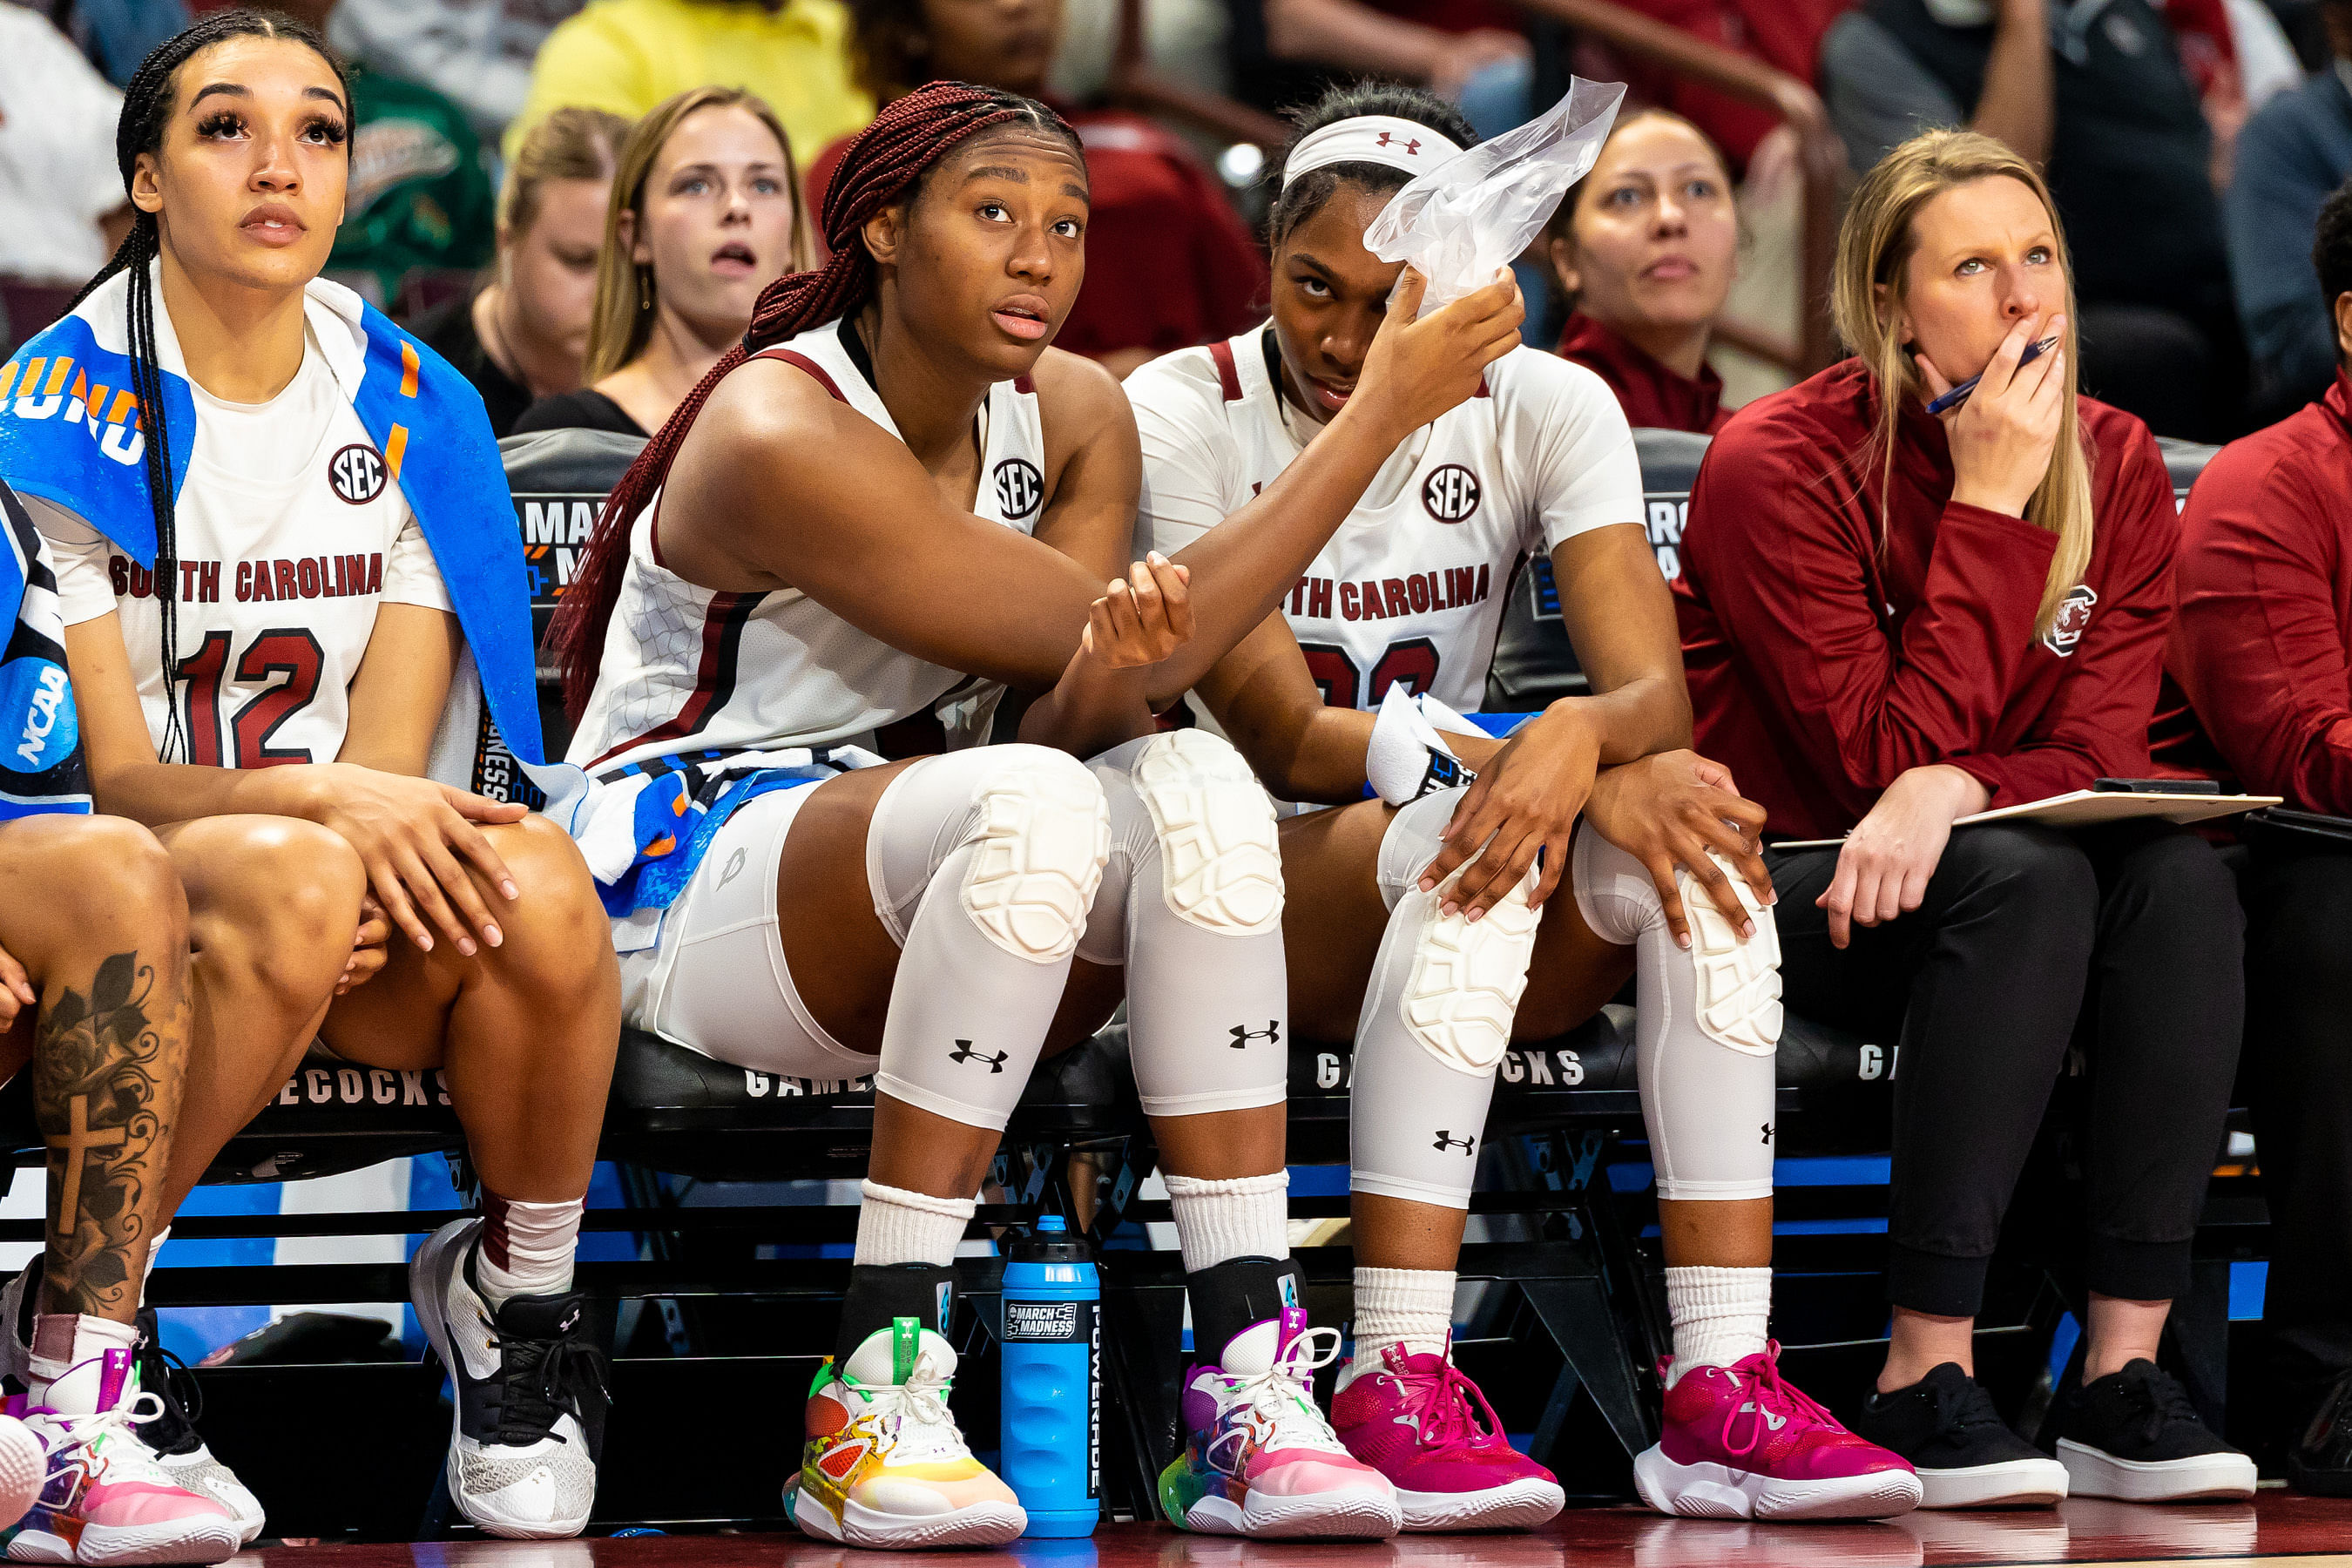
[
  {"xmin": 949, "ymin": 1041, "xmax": 1010, "ymax": 1073},
  {"xmin": 1432, "ymin": 1132, "xmax": 1475, "ymax": 1153},
  {"xmin": 1229, "ymin": 1022, "xmax": 1281, "ymax": 1049},
  {"xmin": 1761, "ymin": 1123, "xmax": 1774, "ymax": 1144}
]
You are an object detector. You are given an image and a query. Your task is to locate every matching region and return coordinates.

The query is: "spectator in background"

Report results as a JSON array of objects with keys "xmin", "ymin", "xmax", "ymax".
[
  {"xmin": 1547, "ymin": 108, "xmax": 1736, "ymax": 433},
  {"xmin": 818, "ymin": 0, "xmax": 1265, "ymax": 376},
  {"xmin": 2166, "ymin": 177, "xmax": 2352, "ymax": 1498},
  {"xmin": 1602, "ymin": 1, "xmax": 1848, "ymax": 175},
  {"xmin": 413, "ymin": 107, "xmax": 630, "ymax": 436},
  {"xmin": 1821, "ymin": 0, "xmax": 2248, "ymax": 441},
  {"xmin": 515, "ymin": 87, "xmax": 810, "ymax": 436},
  {"xmin": 328, "ymin": 0, "xmax": 585, "ymax": 142},
  {"xmin": 1224, "ymin": 0, "xmax": 1532, "ymax": 138},
  {"xmin": 2226, "ymin": 0, "xmax": 2352, "ymax": 424},
  {"xmin": 0, "ymin": 5, "xmax": 132, "ymax": 287},
  {"xmin": 504, "ymin": 0, "xmax": 873, "ymax": 170}
]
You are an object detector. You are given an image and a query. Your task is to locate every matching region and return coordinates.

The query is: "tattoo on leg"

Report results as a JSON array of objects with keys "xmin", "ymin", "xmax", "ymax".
[{"xmin": 35, "ymin": 952, "xmax": 184, "ymax": 1318}]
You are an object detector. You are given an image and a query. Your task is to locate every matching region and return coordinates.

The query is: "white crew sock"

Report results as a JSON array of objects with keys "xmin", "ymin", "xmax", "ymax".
[
  {"xmin": 1344, "ymin": 1266, "xmax": 1456, "ymax": 1388},
  {"xmin": 1665, "ymin": 1264, "xmax": 1772, "ymax": 1386},
  {"xmin": 1163, "ymin": 1171, "xmax": 1289, "ymax": 1272},
  {"xmin": 852, "ymin": 1180, "xmax": 976, "ymax": 1267},
  {"xmin": 140, "ymin": 1225, "xmax": 170, "ymax": 1301},
  {"xmin": 474, "ymin": 1193, "xmax": 585, "ymax": 1310},
  {"xmin": 28, "ymin": 1314, "xmax": 139, "ymax": 1416}
]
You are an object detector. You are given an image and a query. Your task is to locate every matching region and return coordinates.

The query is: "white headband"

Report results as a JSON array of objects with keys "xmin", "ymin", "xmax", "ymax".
[{"xmin": 1281, "ymin": 115, "xmax": 1463, "ymax": 188}]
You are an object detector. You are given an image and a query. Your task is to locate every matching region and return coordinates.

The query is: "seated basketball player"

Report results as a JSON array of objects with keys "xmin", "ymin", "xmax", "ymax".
[
  {"xmin": 1124, "ymin": 81, "xmax": 1913, "ymax": 1528},
  {"xmin": 2166, "ymin": 177, "xmax": 2352, "ymax": 1498},
  {"xmin": 3, "ymin": 11, "xmax": 621, "ymax": 1543},
  {"xmin": 0, "ymin": 490, "xmax": 222, "ymax": 1562},
  {"xmin": 547, "ymin": 81, "xmax": 1523, "ymax": 1546}
]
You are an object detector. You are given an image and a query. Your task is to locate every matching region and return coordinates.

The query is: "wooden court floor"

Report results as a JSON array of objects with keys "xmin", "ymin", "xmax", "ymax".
[{"xmin": 259, "ymin": 1494, "xmax": 2352, "ymax": 1568}]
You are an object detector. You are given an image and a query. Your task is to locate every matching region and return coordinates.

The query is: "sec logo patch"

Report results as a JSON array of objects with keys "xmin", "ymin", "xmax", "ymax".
[
  {"xmin": 328, "ymin": 443, "xmax": 387, "ymax": 505},
  {"xmin": 1423, "ymin": 463, "xmax": 1480, "ymax": 523},
  {"xmin": 994, "ymin": 457, "xmax": 1043, "ymax": 520}
]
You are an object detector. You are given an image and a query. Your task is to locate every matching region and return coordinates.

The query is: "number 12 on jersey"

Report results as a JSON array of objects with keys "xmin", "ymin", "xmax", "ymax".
[{"xmin": 176, "ymin": 627, "xmax": 326, "ymax": 767}]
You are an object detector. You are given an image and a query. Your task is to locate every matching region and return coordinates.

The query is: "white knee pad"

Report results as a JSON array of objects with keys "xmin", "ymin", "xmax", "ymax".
[
  {"xmin": 1374, "ymin": 789, "xmax": 1544, "ymax": 1076},
  {"xmin": 1571, "ymin": 827, "xmax": 1778, "ymax": 1202},
  {"xmin": 1129, "ymin": 729, "xmax": 1285, "ymax": 935},
  {"xmin": 959, "ymin": 747, "xmax": 1111, "ymax": 964},
  {"xmin": 1078, "ymin": 733, "xmax": 1290, "ymax": 1119}
]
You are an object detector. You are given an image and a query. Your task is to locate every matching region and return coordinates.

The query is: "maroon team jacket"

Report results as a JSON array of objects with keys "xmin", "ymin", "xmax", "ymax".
[
  {"xmin": 1673, "ymin": 358, "xmax": 2180, "ymax": 841},
  {"xmin": 2164, "ymin": 374, "xmax": 2352, "ymax": 813},
  {"xmin": 1556, "ymin": 312, "xmax": 1729, "ymax": 435}
]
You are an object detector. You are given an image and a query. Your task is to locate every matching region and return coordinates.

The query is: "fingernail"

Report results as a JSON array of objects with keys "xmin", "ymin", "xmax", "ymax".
[
  {"xmin": 417, "ymin": 935, "xmax": 433, "ymax": 952},
  {"xmin": 1466, "ymin": 907, "xmax": 1484, "ymax": 922},
  {"xmin": 1741, "ymin": 921, "xmax": 1755, "ymax": 938},
  {"xmin": 1440, "ymin": 901, "xmax": 1459, "ymax": 916},
  {"xmin": 457, "ymin": 938, "xmax": 477, "ymax": 957},
  {"xmin": 1677, "ymin": 932, "xmax": 1692, "ymax": 950},
  {"xmin": 502, "ymin": 881, "xmax": 520, "ymax": 900},
  {"xmin": 483, "ymin": 924, "xmax": 503, "ymax": 948},
  {"xmin": 1418, "ymin": 876, "xmax": 1436, "ymax": 891}
]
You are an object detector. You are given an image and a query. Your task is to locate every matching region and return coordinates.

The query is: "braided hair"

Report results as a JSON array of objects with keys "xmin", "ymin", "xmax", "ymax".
[
  {"xmin": 69, "ymin": 9, "xmax": 349, "ymax": 762},
  {"xmin": 549, "ymin": 80, "xmax": 1077, "ymax": 720}
]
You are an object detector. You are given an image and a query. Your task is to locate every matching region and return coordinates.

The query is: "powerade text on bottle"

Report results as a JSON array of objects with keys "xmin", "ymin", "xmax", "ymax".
[{"xmin": 1000, "ymin": 1216, "xmax": 1100, "ymax": 1537}]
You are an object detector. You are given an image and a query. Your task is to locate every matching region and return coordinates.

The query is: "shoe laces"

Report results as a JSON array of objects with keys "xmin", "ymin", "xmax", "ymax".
[
  {"xmin": 133, "ymin": 1331, "xmax": 202, "ymax": 1432},
  {"xmin": 1380, "ymin": 1345, "xmax": 1503, "ymax": 1451},
  {"xmin": 1929, "ymin": 1373, "xmax": 2008, "ymax": 1440},
  {"xmin": 1714, "ymin": 1342, "xmax": 1835, "ymax": 1458},
  {"xmin": 847, "ymin": 1359, "xmax": 965, "ymax": 1461},
  {"xmin": 1206, "ymin": 1326, "xmax": 1346, "ymax": 1470},
  {"xmin": 2112, "ymin": 1364, "xmax": 2203, "ymax": 1447},
  {"xmin": 485, "ymin": 1318, "xmax": 611, "ymax": 1449}
]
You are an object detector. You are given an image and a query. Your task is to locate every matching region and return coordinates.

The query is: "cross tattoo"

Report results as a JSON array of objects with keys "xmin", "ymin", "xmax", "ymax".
[{"xmin": 53, "ymin": 1095, "xmax": 125, "ymax": 1237}]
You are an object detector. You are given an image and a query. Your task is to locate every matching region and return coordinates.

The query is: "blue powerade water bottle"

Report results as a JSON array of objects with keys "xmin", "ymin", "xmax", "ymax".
[{"xmin": 1000, "ymin": 1216, "xmax": 1100, "ymax": 1538}]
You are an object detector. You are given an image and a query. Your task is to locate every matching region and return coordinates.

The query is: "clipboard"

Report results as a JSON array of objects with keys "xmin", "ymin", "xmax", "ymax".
[{"xmin": 1768, "ymin": 789, "xmax": 2281, "ymax": 852}]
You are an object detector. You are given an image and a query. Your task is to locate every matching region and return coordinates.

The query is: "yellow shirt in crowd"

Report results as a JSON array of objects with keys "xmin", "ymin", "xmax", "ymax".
[{"xmin": 505, "ymin": 0, "xmax": 875, "ymax": 166}]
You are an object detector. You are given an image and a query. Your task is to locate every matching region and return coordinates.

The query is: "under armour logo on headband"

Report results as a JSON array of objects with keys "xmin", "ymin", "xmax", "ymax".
[{"xmin": 1375, "ymin": 132, "xmax": 1423, "ymax": 154}]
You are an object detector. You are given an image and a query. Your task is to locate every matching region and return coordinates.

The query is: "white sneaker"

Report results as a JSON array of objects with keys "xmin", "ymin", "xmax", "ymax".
[
  {"xmin": 793, "ymin": 1319, "xmax": 1024, "ymax": 1548},
  {"xmin": 6, "ymin": 1346, "xmax": 237, "ymax": 1566},
  {"xmin": 125, "ymin": 1315, "xmax": 260, "ymax": 1545},
  {"xmin": 411, "ymin": 1220, "xmax": 606, "ymax": 1540}
]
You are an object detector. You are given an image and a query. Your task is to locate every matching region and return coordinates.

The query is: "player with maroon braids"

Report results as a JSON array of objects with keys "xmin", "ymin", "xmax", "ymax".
[{"xmin": 549, "ymin": 80, "xmax": 1523, "ymax": 1546}]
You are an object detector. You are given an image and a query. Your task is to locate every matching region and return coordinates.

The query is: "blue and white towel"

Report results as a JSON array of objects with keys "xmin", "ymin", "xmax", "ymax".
[{"xmin": 0, "ymin": 476, "xmax": 89, "ymax": 819}]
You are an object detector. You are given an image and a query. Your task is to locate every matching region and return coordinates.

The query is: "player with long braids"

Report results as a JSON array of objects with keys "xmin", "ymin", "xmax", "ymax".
[
  {"xmin": 1124, "ymin": 81, "xmax": 1919, "ymax": 1526},
  {"xmin": 0, "ymin": 10, "xmax": 621, "ymax": 1543},
  {"xmin": 549, "ymin": 81, "xmax": 1523, "ymax": 1545}
]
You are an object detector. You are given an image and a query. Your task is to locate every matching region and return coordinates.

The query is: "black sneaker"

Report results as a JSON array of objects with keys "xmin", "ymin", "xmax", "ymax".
[
  {"xmin": 129, "ymin": 1308, "xmax": 267, "ymax": 1543},
  {"xmin": 411, "ymin": 1217, "xmax": 610, "ymax": 1538},
  {"xmin": 1851, "ymin": 1363, "xmax": 2068, "ymax": 1508},
  {"xmin": 2055, "ymin": 1359, "xmax": 2255, "ymax": 1503},
  {"xmin": 2288, "ymin": 1369, "xmax": 2352, "ymax": 1497}
]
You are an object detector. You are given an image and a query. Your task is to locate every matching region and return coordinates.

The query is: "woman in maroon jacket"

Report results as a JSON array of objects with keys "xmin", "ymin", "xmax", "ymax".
[
  {"xmin": 1546, "ymin": 108, "xmax": 1734, "ymax": 434},
  {"xmin": 2168, "ymin": 178, "xmax": 2352, "ymax": 1497},
  {"xmin": 1677, "ymin": 130, "xmax": 2252, "ymax": 1508}
]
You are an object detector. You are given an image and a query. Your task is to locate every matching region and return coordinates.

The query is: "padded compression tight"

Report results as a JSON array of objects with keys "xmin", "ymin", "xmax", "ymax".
[
  {"xmin": 1349, "ymin": 796, "xmax": 1781, "ymax": 1208},
  {"xmin": 1076, "ymin": 731, "xmax": 1290, "ymax": 1118}
]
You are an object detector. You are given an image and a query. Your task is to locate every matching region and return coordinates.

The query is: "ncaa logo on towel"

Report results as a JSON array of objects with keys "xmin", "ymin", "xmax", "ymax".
[
  {"xmin": 994, "ymin": 457, "xmax": 1044, "ymax": 520},
  {"xmin": 328, "ymin": 443, "xmax": 387, "ymax": 505},
  {"xmin": 2043, "ymin": 583, "xmax": 2098, "ymax": 657},
  {"xmin": 1422, "ymin": 463, "xmax": 1480, "ymax": 523},
  {"xmin": 1, "ymin": 657, "xmax": 74, "ymax": 772}
]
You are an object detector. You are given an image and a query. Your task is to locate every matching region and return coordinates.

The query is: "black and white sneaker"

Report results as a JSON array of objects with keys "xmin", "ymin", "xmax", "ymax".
[
  {"xmin": 128, "ymin": 1309, "xmax": 267, "ymax": 1544},
  {"xmin": 411, "ymin": 1218, "xmax": 609, "ymax": 1538},
  {"xmin": 1850, "ymin": 1363, "xmax": 2068, "ymax": 1509},
  {"xmin": 2288, "ymin": 1368, "xmax": 2352, "ymax": 1497},
  {"xmin": 2054, "ymin": 1360, "xmax": 2254, "ymax": 1503}
]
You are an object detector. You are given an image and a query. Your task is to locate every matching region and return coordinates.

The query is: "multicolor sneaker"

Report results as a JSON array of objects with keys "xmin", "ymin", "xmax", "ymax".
[
  {"xmin": 1331, "ymin": 1345, "xmax": 1564, "ymax": 1531},
  {"xmin": 124, "ymin": 1316, "xmax": 260, "ymax": 1545},
  {"xmin": 4, "ymin": 1349, "xmax": 238, "ymax": 1565},
  {"xmin": 1634, "ymin": 1345, "xmax": 1921, "ymax": 1521},
  {"xmin": 1159, "ymin": 1305, "xmax": 1401, "ymax": 1538},
  {"xmin": 792, "ymin": 1317, "xmax": 1024, "ymax": 1548}
]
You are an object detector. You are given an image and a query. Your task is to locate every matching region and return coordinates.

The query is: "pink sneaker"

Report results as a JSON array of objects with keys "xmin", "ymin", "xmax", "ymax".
[
  {"xmin": 1157, "ymin": 1306, "xmax": 1401, "ymax": 1538},
  {"xmin": 1331, "ymin": 1347, "xmax": 1565, "ymax": 1531},
  {"xmin": 3, "ymin": 1350, "xmax": 240, "ymax": 1565},
  {"xmin": 1634, "ymin": 1344, "xmax": 1921, "ymax": 1521}
]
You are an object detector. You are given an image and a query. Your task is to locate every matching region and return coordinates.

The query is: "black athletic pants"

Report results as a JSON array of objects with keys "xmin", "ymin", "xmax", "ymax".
[
  {"xmin": 2234, "ymin": 837, "xmax": 2352, "ymax": 1419},
  {"xmin": 1767, "ymin": 821, "xmax": 2243, "ymax": 1318}
]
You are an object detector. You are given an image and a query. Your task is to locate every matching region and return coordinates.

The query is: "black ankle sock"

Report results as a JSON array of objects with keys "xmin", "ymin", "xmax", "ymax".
[
  {"xmin": 835, "ymin": 1262, "xmax": 956, "ymax": 1369},
  {"xmin": 1186, "ymin": 1255, "xmax": 1301, "ymax": 1363}
]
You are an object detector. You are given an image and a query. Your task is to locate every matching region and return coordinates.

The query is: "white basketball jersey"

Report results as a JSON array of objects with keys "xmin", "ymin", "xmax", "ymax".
[
  {"xmin": 35, "ymin": 299, "xmax": 451, "ymax": 766},
  {"xmin": 1132, "ymin": 324, "xmax": 1641, "ymax": 715},
  {"xmin": 569, "ymin": 319, "xmax": 1049, "ymax": 775}
]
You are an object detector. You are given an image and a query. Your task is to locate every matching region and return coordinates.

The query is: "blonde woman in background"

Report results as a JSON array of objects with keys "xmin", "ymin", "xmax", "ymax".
[
  {"xmin": 514, "ymin": 87, "xmax": 812, "ymax": 436},
  {"xmin": 1676, "ymin": 128, "xmax": 2253, "ymax": 1510},
  {"xmin": 414, "ymin": 105, "xmax": 630, "ymax": 436}
]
